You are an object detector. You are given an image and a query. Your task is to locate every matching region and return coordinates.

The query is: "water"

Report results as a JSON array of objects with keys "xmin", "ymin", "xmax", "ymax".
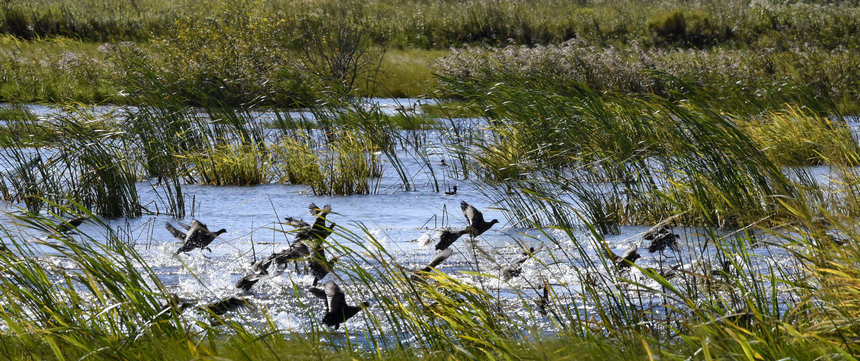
[{"xmin": 0, "ymin": 100, "xmax": 840, "ymax": 340}]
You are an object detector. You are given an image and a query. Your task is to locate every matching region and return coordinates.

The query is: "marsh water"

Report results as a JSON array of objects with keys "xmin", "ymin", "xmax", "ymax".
[{"xmin": 0, "ymin": 100, "xmax": 840, "ymax": 340}]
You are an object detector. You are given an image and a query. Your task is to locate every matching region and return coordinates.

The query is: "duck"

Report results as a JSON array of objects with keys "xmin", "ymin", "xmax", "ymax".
[
  {"xmin": 236, "ymin": 267, "xmax": 268, "ymax": 292},
  {"xmin": 320, "ymin": 281, "xmax": 369, "ymax": 330},
  {"xmin": 200, "ymin": 295, "xmax": 252, "ymax": 316},
  {"xmin": 644, "ymin": 225, "xmax": 680, "ymax": 253},
  {"xmin": 607, "ymin": 246, "xmax": 641, "ymax": 271},
  {"xmin": 460, "ymin": 201, "xmax": 499, "ymax": 237},
  {"xmin": 501, "ymin": 246, "xmax": 542, "ymax": 281},
  {"xmin": 535, "ymin": 284, "xmax": 549, "ymax": 316},
  {"xmin": 308, "ymin": 246, "xmax": 339, "ymax": 286},
  {"xmin": 444, "ymin": 185, "xmax": 457, "ymax": 195},
  {"xmin": 54, "ymin": 216, "xmax": 88, "ymax": 234},
  {"xmin": 435, "ymin": 227, "xmax": 470, "ymax": 250},
  {"xmin": 166, "ymin": 220, "xmax": 227, "ymax": 255}
]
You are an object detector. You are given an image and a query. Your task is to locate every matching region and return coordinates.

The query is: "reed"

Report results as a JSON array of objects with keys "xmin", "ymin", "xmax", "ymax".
[
  {"xmin": 0, "ymin": 105, "xmax": 140, "ymax": 217},
  {"xmin": 1, "ymin": 189, "xmax": 858, "ymax": 360}
]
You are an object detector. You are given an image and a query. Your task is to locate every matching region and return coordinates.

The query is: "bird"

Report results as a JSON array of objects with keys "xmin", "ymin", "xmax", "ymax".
[
  {"xmin": 607, "ymin": 246, "xmax": 641, "ymax": 271},
  {"xmin": 320, "ymin": 281, "xmax": 369, "ymax": 330},
  {"xmin": 308, "ymin": 246, "xmax": 339, "ymax": 286},
  {"xmin": 460, "ymin": 201, "xmax": 499, "ymax": 237},
  {"xmin": 54, "ymin": 216, "xmax": 88, "ymax": 234},
  {"xmin": 535, "ymin": 284, "xmax": 549, "ymax": 316},
  {"xmin": 435, "ymin": 227, "xmax": 470, "ymax": 250},
  {"xmin": 444, "ymin": 185, "xmax": 457, "ymax": 195},
  {"xmin": 644, "ymin": 225, "xmax": 680, "ymax": 253},
  {"xmin": 261, "ymin": 241, "xmax": 311, "ymax": 272},
  {"xmin": 645, "ymin": 264, "xmax": 681, "ymax": 280},
  {"xmin": 236, "ymin": 268, "xmax": 268, "ymax": 292},
  {"xmin": 305, "ymin": 203, "xmax": 335, "ymax": 242},
  {"xmin": 200, "ymin": 296, "xmax": 252, "ymax": 316},
  {"xmin": 412, "ymin": 248, "xmax": 454, "ymax": 282},
  {"xmin": 166, "ymin": 220, "xmax": 227, "ymax": 255},
  {"xmin": 501, "ymin": 246, "xmax": 542, "ymax": 281},
  {"xmin": 308, "ymin": 286, "xmax": 329, "ymax": 313}
]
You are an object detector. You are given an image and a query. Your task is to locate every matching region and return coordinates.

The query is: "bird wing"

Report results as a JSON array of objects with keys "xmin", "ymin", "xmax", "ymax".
[
  {"xmin": 427, "ymin": 248, "xmax": 454, "ymax": 269},
  {"xmin": 165, "ymin": 222, "xmax": 188, "ymax": 241},
  {"xmin": 177, "ymin": 221, "xmax": 193, "ymax": 231},
  {"xmin": 460, "ymin": 201, "xmax": 485, "ymax": 226},
  {"xmin": 324, "ymin": 281, "xmax": 347, "ymax": 314},
  {"xmin": 284, "ymin": 216, "xmax": 311, "ymax": 229},
  {"xmin": 309, "ymin": 203, "xmax": 331, "ymax": 217}
]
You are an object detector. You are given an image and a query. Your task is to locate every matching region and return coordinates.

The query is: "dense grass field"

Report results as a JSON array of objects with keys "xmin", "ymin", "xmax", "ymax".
[{"xmin": 1, "ymin": 0, "xmax": 859, "ymax": 360}]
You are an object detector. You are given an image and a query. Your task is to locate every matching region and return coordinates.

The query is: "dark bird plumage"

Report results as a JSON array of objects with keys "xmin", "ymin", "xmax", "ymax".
[
  {"xmin": 167, "ymin": 220, "xmax": 226, "ymax": 255},
  {"xmin": 321, "ymin": 281, "xmax": 369, "ymax": 329},
  {"xmin": 265, "ymin": 242, "xmax": 311, "ymax": 270},
  {"xmin": 501, "ymin": 246, "xmax": 542, "ymax": 280},
  {"xmin": 535, "ymin": 284, "xmax": 549, "ymax": 316},
  {"xmin": 236, "ymin": 268, "xmax": 268, "ymax": 292},
  {"xmin": 412, "ymin": 248, "xmax": 454, "ymax": 282},
  {"xmin": 308, "ymin": 286, "xmax": 329, "ymax": 312},
  {"xmin": 607, "ymin": 246, "xmax": 641, "ymax": 271},
  {"xmin": 201, "ymin": 296, "xmax": 252, "ymax": 316},
  {"xmin": 435, "ymin": 227, "xmax": 470, "ymax": 250},
  {"xmin": 644, "ymin": 225, "xmax": 680, "ymax": 253},
  {"xmin": 308, "ymin": 246, "xmax": 339, "ymax": 286},
  {"xmin": 460, "ymin": 201, "xmax": 499, "ymax": 237},
  {"xmin": 54, "ymin": 216, "xmax": 88, "ymax": 234}
]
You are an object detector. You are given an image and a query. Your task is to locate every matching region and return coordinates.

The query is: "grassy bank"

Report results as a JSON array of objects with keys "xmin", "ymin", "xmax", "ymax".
[{"xmin": 0, "ymin": 0, "xmax": 857, "ymax": 109}]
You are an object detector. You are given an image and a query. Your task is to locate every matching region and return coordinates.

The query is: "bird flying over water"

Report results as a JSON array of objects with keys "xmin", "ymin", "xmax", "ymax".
[
  {"xmin": 166, "ymin": 220, "xmax": 226, "ymax": 255},
  {"xmin": 460, "ymin": 201, "xmax": 499, "ymax": 237},
  {"xmin": 435, "ymin": 227, "xmax": 470, "ymax": 250},
  {"xmin": 644, "ymin": 225, "xmax": 680, "ymax": 253},
  {"xmin": 320, "ymin": 281, "xmax": 369, "ymax": 330}
]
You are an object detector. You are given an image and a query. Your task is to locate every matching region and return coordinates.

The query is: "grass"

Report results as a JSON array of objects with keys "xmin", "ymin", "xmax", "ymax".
[
  {"xmin": 0, "ymin": 0, "xmax": 858, "ymax": 358},
  {"xmin": 0, "ymin": 1, "xmax": 857, "ymax": 109},
  {"xmin": 1, "ymin": 191, "xmax": 858, "ymax": 359}
]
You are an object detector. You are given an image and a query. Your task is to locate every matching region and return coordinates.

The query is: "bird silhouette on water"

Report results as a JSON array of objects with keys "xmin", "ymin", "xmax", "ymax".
[
  {"xmin": 607, "ymin": 246, "xmax": 641, "ymax": 271},
  {"xmin": 54, "ymin": 216, "xmax": 88, "ymax": 234},
  {"xmin": 435, "ymin": 227, "xmax": 470, "ymax": 250},
  {"xmin": 412, "ymin": 248, "xmax": 454, "ymax": 282},
  {"xmin": 166, "ymin": 220, "xmax": 227, "ymax": 255},
  {"xmin": 200, "ymin": 295, "xmax": 252, "ymax": 316},
  {"xmin": 308, "ymin": 246, "xmax": 339, "ymax": 286},
  {"xmin": 236, "ymin": 267, "xmax": 268, "ymax": 292},
  {"xmin": 460, "ymin": 200, "xmax": 499, "ymax": 237},
  {"xmin": 444, "ymin": 185, "xmax": 457, "ymax": 195},
  {"xmin": 501, "ymin": 246, "xmax": 543, "ymax": 281},
  {"xmin": 320, "ymin": 281, "xmax": 369, "ymax": 329},
  {"xmin": 644, "ymin": 225, "xmax": 680, "ymax": 253}
]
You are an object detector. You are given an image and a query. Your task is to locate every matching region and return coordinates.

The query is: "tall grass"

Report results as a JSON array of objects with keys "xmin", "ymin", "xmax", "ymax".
[
  {"xmin": 0, "ymin": 105, "xmax": 140, "ymax": 217},
  {"xmin": 2, "ymin": 175, "xmax": 859, "ymax": 360}
]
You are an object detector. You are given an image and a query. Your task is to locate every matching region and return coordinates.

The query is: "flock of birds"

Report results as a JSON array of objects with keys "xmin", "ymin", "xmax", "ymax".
[{"xmin": 161, "ymin": 200, "xmax": 684, "ymax": 330}]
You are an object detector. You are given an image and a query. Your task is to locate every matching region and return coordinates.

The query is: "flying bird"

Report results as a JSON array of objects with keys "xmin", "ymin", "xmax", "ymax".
[
  {"xmin": 200, "ymin": 296, "xmax": 252, "ymax": 316},
  {"xmin": 412, "ymin": 248, "xmax": 454, "ymax": 282},
  {"xmin": 435, "ymin": 227, "xmax": 470, "ymax": 250},
  {"xmin": 166, "ymin": 220, "xmax": 226, "ymax": 255},
  {"xmin": 460, "ymin": 201, "xmax": 499, "ymax": 237},
  {"xmin": 320, "ymin": 281, "xmax": 369, "ymax": 330},
  {"xmin": 644, "ymin": 225, "xmax": 680, "ymax": 253}
]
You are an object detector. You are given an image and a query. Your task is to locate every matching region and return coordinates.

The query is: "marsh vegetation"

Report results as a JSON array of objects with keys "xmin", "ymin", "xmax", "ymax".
[{"xmin": 0, "ymin": 0, "xmax": 859, "ymax": 360}]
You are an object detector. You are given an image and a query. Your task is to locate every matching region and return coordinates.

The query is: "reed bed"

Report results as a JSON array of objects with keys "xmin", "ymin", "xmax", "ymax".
[{"xmin": 0, "ymin": 192, "xmax": 857, "ymax": 359}]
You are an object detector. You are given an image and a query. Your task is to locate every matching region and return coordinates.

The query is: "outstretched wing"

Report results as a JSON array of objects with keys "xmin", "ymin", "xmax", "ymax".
[
  {"xmin": 324, "ymin": 281, "xmax": 346, "ymax": 315},
  {"xmin": 427, "ymin": 248, "xmax": 454, "ymax": 269},
  {"xmin": 460, "ymin": 201, "xmax": 486, "ymax": 227},
  {"xmin": 165, "ymin": 222, "xmax": 188, "ymax": 241},
  {"xmin": 283, "ymin": 216, "xmax": 310, "ymax": 229}
]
